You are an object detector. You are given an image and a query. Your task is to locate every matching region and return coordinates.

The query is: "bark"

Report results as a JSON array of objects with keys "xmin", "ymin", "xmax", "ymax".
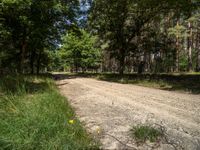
[
  {"xmin": 143, "ymin": 51, "xmax": 147, "ymax": 72},
  {"xmin": 175, "ymin": 37, "xmax": 180, "ymax": 72},
  {"xmin": 19, "ymin": 40, "xmax": 27, "ymax": 74},
  {"xmin": 187, "ymin": 22, "xmax": 193, "ymax": 72},
  {"xmin": 119, "ymin": 49, "xmax": 125, "ymax": 75},
  {"xmin": 197, "ymin": 31, "xmax": 200, "ymax": 72},
  {"xmin": 148, "ymin": 52, "xmax": 152, "ymax": 72},
  {"xmin": 75, "ymin": 61, "xmax": 78, "ymax": 73},
  {"xmin": 36, "ymin": 51, "xmax": 41, "ymax": 75},
  {"xmin": 30, "ymin": 50, "xmax": 35, "ymax": 74},
  {"xmin": 197, "ymin": 50, "xmax": 200, "ymax": 72},
  {"xmin": 138, "ymin": 61, "xmax": 145, "ymax": 74},
  {"xmin": 174, "ymin": 21, "xmax": 180, "ymax": 72},
  {"xmin": 19, "ymin": 28, "xmax": 27, "ymax": 74}
]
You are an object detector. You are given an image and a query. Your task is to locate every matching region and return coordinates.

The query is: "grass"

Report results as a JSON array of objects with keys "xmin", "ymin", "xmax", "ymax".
[
  {"xmin": 0, "ymin": 75, "xmax": 98, "ymax": 150},
  {"xmin": 97, "ymin": 76, "xmax": 172, "ymax": 89},
  {"xmin": 131, "ymin": 125, "xmax": 163, "ymax": 143},
  {"xmin": 96, "ymin": 74, "xmax": 200, "ymax": 94}
]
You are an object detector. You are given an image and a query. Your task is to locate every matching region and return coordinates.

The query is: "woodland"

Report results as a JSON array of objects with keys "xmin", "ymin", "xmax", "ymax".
[
  {"xmin": 1, "ymin": 1, "xmax": 200, "ymax": 149},
  {"xmin": 1, "ymin": 0, "xmax": 200, "ymax": 75}
]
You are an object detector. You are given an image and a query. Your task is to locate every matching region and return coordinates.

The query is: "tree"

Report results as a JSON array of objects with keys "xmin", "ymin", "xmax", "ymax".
[
  {"xmin": 89, "ymin": 0, "xmax": 193, "ymax": 74},
  {"xmin": 168, "ymin": 23, "xmax": 188, "ymax": 72},
  {"xmin": 60, "ymin": 30, "xmax": 101, "ymax": 72},
  {"xmin": 1, "ymin": 0, "xmax": 199, "ymax": 74},
  {"xmin": 0, "ymin": 0, "xmax": 79, "ymax": 74},
  {"xmin": 187, "ymin": 13, "xmax": 200, "ymax": 72}
]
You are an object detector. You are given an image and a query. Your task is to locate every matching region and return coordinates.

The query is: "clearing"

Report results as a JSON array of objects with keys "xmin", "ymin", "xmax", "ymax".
[{"xmin": 57, "ymin": 76, "xmax": 200, "ymax": 150}]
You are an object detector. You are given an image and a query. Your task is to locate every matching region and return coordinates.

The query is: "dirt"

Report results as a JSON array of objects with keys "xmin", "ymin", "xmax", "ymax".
[{"xmin": 56, "ymin": 76, "xmax": 200, "ymax": 150}]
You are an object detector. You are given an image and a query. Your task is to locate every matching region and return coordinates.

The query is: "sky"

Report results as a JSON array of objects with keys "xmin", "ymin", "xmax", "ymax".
[{"xmin": 77, "ymin": 0, "xmax": 92, "ymax": 27}]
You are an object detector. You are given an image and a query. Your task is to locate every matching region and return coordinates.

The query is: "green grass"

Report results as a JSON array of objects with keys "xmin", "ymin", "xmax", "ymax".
[
  {"xmin": 0, "ymin": 75, "xmax": 98, "ymax": 150},
  {"xmin": 131, "ymin": 125, "xmax": 162, "ymax": 143}
]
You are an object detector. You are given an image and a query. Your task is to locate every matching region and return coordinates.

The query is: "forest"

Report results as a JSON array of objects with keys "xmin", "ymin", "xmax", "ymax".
[
  {"xmin": 1, "ymin": 1, "xmax": 200, "ymax": 150},
  {"xmin": 1, "ymin": 0, "xmax": 200, "ymax": 75}
]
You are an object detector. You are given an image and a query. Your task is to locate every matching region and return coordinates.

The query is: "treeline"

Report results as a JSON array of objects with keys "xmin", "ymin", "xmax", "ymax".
[
  {"xmin": 88, "ymin": 0, "xmax": 200, "ymax": 74},
  {"xmin": 1, "ymin": 0, "xmax": 200, "ymax": 75},
  {"xmin": 0, "ymin": 0, "xmax": 79, "ymax": 74}
]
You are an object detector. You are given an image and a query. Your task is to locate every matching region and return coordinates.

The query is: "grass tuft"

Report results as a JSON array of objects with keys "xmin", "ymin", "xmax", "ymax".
[{"xmin": 131, "ymin": 125, "xmax": 162, "ymax": 143}]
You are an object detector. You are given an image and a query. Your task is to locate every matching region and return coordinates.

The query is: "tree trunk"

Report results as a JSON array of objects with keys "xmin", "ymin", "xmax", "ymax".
[
  {"xmin": 119, "ymin": 49, "xmax": 125, "ymax": 75},
  {"xmin": 138, "ymin": 61, "xmax": 145, "ymax": 74},
  {"xmin": 30, "ymin": 50, "xmax": 35, "ymax": 74},
  {"xmin": 19, "ymin": 28, "xmax": 27, "ymax": 74},
  {"xmin": 174, "ymin": 21, "xmax": 180, "ymax": 72},
  {"xmin": 197, "ymin": 31, "xmax": 200, "ymax": 72},
  {"xmin": 36, "ymin": 51, "xmax": 41, "ymax": 75},
  {"xmin": 175, "ymin": 37, "xmax": 180, "ymax": 72},
  {"xmin": 187, "ymin": 21, "xmax": 193, "ymax": 72},
  {"xmin": 75, "ymin": 61, "xmax": 78, "ymax": 73},
  {"xmin": 19, "ymin": 40, "xmax": 27, "ymax": 74}
]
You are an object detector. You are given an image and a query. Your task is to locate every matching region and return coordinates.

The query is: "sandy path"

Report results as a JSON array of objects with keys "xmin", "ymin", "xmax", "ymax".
[{"xmin": 57, "ymin": 77, "xmax": 200, "ymax": 150}]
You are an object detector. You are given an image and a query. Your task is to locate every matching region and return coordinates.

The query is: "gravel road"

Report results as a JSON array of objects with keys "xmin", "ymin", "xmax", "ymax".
[{"xmin": 57, "ymin": 77, "xmax": 200, "ymax": 150}]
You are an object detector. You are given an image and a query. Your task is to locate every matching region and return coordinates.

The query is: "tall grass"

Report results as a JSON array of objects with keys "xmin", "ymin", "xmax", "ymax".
[{"xmin": 0, "ymin": 75, "xmax": 98, "ymax": 150}]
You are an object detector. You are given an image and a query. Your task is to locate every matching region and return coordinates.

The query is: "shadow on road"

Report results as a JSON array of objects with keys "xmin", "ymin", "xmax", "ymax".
[
  {"xmin": 53, "ymin": 74, "xmax": 78, "ymax": 81},
  {"xmin": 52, "ymin": 73, "xmax": 200, "ymax": 94}
]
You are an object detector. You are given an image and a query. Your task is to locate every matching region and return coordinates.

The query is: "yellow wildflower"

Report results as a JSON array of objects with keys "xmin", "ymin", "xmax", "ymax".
[{"xmin": 69, "ymin": 120, "xmax": 74, "ymax": 124}]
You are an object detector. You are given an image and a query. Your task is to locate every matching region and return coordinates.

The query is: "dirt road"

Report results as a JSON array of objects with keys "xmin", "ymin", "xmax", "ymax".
[{"xmin": 57, "ymin": 77, "xmax": 200, "ymax": 150}]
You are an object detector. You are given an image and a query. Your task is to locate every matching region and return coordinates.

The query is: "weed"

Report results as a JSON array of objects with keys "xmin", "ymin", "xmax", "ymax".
[{"xmin": 131, "ymin": 125, "xmax": 163, "ymax": 143}]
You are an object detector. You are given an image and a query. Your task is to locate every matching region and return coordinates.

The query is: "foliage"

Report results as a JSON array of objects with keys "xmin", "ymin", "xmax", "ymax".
[
  {"xmin": 60, "ymin": 30, "xmax": 101, "ymax": 72},
  {"xmin": 168, "ymin": 24, "xmax": 188, "ymax": 38},
  {"xmin": 90, "ymin": 0, "xmax": 196, "ymax": 74},
  {"xmin": 1, "ymin": 0, "xmax": 200, "ymax": 74},
  {"xmin": 0, "ymin": 0, "xmax": 79, "ymax": 74},
  {"xmin": 48, "ymin": 50, "xmax": 65, "ymax": 72},
  {"xmin": 88, "ymin": 0, "xmax": 200, "ymax": 74}
]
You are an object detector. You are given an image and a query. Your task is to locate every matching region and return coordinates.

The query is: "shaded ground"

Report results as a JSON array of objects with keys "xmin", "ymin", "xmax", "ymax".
[
  {"xmin": 56, "ymin": 75, "xmax": 200, "ymax": 150},
  {"xmin": 58, "ymin": 73, "xmax": 200, "ymax": 94},
  {"xmin": 96, "ymin": 73, "xmax": 200, "ymax": 94}
]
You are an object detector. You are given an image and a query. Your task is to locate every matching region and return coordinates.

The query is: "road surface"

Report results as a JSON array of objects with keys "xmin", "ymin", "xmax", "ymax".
[{"xmin": 57, "ymin": 76, "xmax": 200, "ymax": 150}]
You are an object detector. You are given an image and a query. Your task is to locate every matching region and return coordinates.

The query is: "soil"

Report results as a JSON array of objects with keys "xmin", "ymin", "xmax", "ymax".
[{"xmin": 57, "ymin": 76, "xmax": 200, "ymax": 150}]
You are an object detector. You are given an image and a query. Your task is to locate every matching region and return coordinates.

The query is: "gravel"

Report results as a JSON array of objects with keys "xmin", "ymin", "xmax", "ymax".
[{"xmin": 57, "ymin": 77, "xmax": 200, "ymax": 150}]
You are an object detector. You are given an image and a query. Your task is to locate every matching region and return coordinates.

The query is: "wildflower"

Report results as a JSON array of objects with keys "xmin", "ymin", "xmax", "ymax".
[{"xmin": 69, "ymin": 120, "xmax": 74, "ymax": 124}]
